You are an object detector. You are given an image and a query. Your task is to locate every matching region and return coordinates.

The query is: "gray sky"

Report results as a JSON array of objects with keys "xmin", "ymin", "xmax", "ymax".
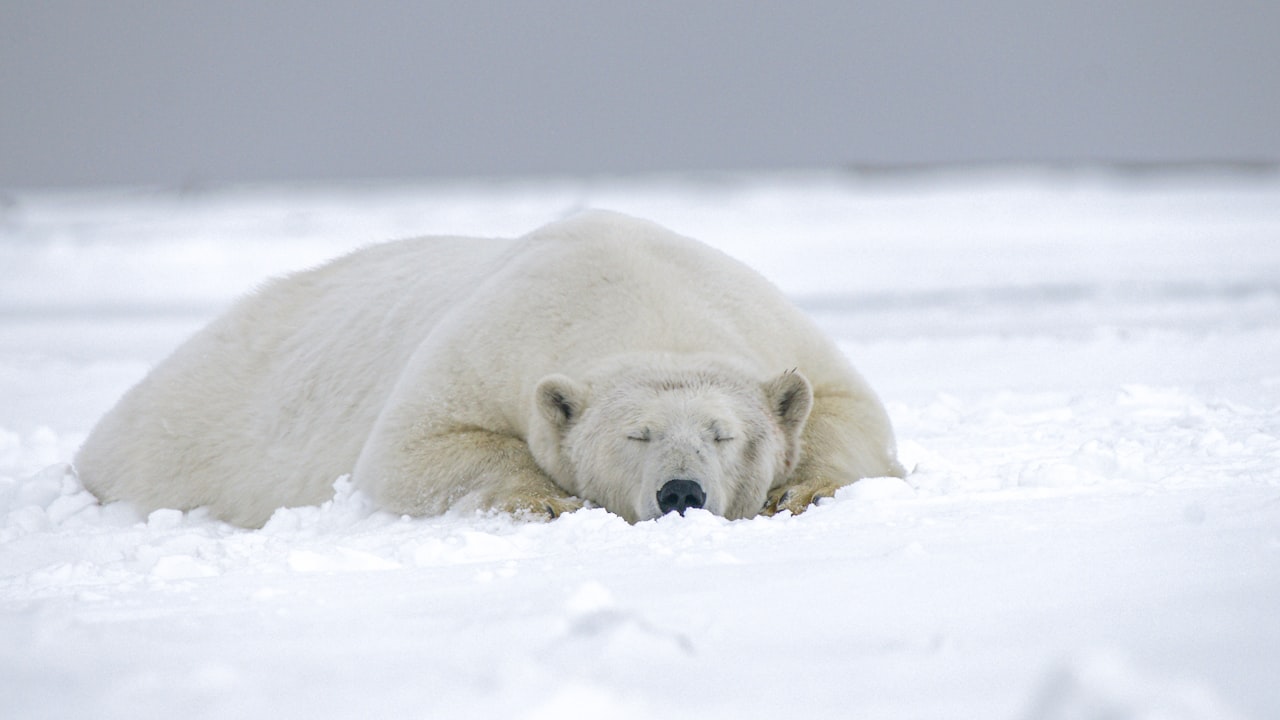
[{"xmin": 2, "ymin": 1, "xmax": 1278, "ymax": 189}]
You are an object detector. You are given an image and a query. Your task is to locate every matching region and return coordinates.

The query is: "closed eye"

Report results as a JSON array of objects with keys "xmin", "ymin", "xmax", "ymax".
[
  {"xmin": 627, "ymin": 430, "xmax": 651, "ymax": 442},
  {"xmin": 710, "ymin": 424, "xmax": 734, "ymax": 443}
]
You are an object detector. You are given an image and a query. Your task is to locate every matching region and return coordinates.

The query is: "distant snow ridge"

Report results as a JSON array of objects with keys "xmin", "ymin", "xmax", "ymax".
[{"xmin": 894, "ymin": 384, "xmax": 1280, "ymax": 497}]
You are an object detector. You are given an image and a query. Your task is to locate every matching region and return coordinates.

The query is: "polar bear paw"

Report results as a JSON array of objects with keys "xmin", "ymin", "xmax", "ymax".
[
  {"xmin": 762, "ymin": 478, "xmax": 845, "ymax": 516},
  {"xmin": 500, "ymin": 489, "xmax": 584, "ymax": 521}
]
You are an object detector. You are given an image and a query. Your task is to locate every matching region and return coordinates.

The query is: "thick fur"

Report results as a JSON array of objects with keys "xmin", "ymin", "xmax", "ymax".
[{"xmin": 75, "ymin": 211, "xmax": 904, "ymax": 527}]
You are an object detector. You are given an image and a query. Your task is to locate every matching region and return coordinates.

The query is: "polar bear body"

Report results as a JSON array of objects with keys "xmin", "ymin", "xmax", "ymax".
[{"xmin": 76, "ymin": 211, "xmax": 903, "ymax": 526}]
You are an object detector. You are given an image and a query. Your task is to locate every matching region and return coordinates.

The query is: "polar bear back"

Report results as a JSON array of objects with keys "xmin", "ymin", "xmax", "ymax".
[{"xmin": 391, "ymin": 210, "xmax": 864, "ymax": 437}]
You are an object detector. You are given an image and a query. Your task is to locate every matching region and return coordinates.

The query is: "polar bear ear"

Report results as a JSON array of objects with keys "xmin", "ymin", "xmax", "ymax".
[
  {"xmin": 763, "ymin": 369, "xmax": 813, "ymax": 437},
  {"xmin": 535, "ymin": 374, "xmax": 587, "ymax": 430}
]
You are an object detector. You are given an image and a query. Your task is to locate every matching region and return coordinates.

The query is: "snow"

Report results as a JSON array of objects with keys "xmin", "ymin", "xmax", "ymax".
[{"xmin": 2, "ymin": 168, "xmax": 1279, "ymax": 719}]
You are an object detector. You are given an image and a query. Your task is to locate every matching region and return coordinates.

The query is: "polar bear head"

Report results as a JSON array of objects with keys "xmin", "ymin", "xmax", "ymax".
[{"xmin": 528, "ymin": 357, "xmax": 813, "ymax": 522}]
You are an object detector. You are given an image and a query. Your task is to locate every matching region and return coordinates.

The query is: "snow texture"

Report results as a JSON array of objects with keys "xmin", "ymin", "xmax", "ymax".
[{"xmin": 2, "ymin": 168, "xmax": 1279, "ymax": 719}]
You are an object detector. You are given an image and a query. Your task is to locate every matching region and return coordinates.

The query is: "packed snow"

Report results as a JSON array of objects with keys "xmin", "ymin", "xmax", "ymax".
[{"xmin": 2, "ymin": 168, "xmax": 1279, "ymax": 719}]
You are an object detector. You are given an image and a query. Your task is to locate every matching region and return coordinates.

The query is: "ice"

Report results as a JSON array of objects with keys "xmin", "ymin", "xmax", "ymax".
[{"xmin": 2, "ymin": 168, "xmax": 1279, "ymax": 719}]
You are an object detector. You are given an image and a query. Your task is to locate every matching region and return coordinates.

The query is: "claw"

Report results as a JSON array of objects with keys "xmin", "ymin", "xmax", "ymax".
[{"xmin": 762, "ymin": 480, "xmax": 843, "ymax": 517}]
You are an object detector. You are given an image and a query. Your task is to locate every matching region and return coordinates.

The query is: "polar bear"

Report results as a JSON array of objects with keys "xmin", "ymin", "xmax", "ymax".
[{"xmin": 76, "ymin": 210, "xmax": 904, "ymax": 527}]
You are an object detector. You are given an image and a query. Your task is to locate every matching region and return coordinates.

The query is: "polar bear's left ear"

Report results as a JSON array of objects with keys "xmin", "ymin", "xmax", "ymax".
[
  {"xmin": 763, "ymin": 370, "xmax": 813, "ymax": 437},
  {"xmin": 535, "ymin": 374, "xmax": 588, "ymax": 430}
]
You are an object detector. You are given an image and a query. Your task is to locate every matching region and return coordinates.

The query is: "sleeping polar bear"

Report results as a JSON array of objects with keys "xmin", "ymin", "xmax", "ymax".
[{"xmin": 76, "ymin": 211, "xmax": 904, "ymax": 527}]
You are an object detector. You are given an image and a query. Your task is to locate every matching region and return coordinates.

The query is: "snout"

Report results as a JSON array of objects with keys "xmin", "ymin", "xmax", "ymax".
[{"xmin": 657, "ymin": 479, "xmax": 706, "ymax": 516}]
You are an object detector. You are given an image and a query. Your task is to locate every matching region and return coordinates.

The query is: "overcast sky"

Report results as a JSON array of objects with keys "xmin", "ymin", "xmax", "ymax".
[{"xmin": 2, "ymin": 1, "xmax": 1278, "ymax": 189}]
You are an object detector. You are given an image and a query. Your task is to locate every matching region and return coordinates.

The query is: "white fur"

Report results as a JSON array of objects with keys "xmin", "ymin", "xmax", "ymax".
[{"xmin": 76, "ymin": 211, "xmax": 903, "ymax": 527}]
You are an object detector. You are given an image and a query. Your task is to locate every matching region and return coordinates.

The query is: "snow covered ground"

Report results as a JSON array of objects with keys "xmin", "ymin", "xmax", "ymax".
[{"xmin": 2, "ymin": 168, "xmax": 1279, "ymax": 719}]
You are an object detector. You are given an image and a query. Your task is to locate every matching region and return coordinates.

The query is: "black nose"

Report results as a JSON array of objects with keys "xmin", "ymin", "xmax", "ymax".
[{"xmin": 657, "ymin": 479, "xmax": 706, "ymax": 516}]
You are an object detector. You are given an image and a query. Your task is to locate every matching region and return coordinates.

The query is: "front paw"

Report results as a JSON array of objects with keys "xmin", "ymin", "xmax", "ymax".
[
  {"xmin": 500, "ymin": 490, "xmax": 584, "ymax": 521},
  {"xmin": 762, "ymin": 479, "xmax": 844, "ymax": 516}
]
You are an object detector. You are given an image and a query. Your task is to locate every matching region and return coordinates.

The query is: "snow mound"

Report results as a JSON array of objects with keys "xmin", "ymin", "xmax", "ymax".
[{"xmin": 1022, "ymin": 652, "xmax": 1247, "ymax": 720}]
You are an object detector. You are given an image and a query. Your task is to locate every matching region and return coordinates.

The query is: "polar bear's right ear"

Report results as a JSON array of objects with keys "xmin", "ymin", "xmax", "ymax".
[{"xmin": 535, "ymin": 374, "xmax": 588, "ymax": 430}]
